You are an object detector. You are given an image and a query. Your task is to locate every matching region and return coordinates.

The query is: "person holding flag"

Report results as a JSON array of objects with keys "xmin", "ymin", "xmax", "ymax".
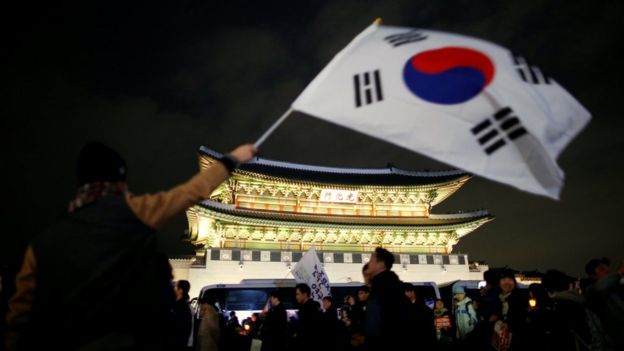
[{"xmin": 5, "ymin": 142, "xmax": 256, "ymax": 351}]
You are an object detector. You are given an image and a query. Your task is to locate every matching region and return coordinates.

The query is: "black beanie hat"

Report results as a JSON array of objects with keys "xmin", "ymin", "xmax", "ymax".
[{"xmin": 76, "ymin": 141, "xmax": 127, "ymax": 186}]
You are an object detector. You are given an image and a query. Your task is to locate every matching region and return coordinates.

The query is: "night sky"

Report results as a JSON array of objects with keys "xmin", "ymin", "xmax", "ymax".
[{"xmin": 2, "ymin": 0, "xmax": 623, "ymax": 280}]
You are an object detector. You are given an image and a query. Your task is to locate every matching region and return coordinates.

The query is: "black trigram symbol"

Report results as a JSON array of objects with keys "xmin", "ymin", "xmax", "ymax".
[
  {"xmin": 384, "ymin": 30, "xmax": 428, "ymax": 47},
  {"xmin": 471, "ymin": 107, "xmax": 528, "ymax": 155},
  {"xmin": 512, "ymin": 54, "xmax": 551, "ymax": 85},
  {"xmin": 353, "ymin": 70, "xmax": 383, "ymax": 107}
]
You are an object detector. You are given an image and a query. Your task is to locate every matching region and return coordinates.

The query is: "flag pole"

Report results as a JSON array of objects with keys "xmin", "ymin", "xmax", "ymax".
[
  {"xmin": 254, "ymin": 18, "xmax": 378, "ymax": 149},
  {"xmin": 254, "ymin": 107, "xmax": 293, "ymax": 148}
]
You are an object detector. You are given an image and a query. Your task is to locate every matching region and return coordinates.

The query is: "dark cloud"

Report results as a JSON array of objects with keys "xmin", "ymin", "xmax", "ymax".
[{"xmin": 2, "ymin": 0, "xmax": 623, "ymax": 278}]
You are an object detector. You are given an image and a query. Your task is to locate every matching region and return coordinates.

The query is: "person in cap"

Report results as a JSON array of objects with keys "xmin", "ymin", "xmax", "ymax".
[
  {"xmin": 5, "ymin": 141, "xmax": 256, "ymax": 351},
  {"xmin": 452, "ymin": 285, "xmax": 477, "ymax": 342}
]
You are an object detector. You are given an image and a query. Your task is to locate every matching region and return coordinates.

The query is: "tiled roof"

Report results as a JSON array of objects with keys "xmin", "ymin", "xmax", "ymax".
[{"xmin": 199, "ymin": 146, "xmax": 470, "ymax": 186}]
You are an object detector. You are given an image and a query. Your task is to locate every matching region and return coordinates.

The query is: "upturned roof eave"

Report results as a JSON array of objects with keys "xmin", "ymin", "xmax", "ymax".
[{"xmin": 199, "ymin": 146, "xmax": 471, "ymax": 186}]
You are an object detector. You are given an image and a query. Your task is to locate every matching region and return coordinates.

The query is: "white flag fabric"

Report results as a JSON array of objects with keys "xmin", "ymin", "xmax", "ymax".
[
  {"xmin": 292, "ymin": 24, "xmax": 591, "ymax": 199},
  {"xmin": 290, "ymin": 247, "xmax": 331, "ymax": 302}
]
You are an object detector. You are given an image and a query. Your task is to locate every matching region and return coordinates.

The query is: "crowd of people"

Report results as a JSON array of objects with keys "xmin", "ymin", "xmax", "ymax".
[
  {"xmin": 188, "ymin": 251, "xmax": 622, "ymax": 351},
  {"xmin": 1, "ymin": 141, "xmax": 622, "ymax": 350}
]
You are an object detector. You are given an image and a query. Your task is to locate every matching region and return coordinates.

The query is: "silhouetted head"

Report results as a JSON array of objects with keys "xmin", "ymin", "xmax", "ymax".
[
  {"xmin": 76, "ymin": 141, "xmax": 127, "ymax": 186},
  {"xmin": 295, "ymin": 283, "xmax": 311, "ymax": 304},
  {"xmin": 542, "ymin": 269, "xmax": 574, "ymax": 293},
  {"xmin": 368, "ymin": 247, "xmax": 394, "ymax": 277},
  {"xmin": 584, "ymin": 257, "xmax": 610, "ymax": 281}
]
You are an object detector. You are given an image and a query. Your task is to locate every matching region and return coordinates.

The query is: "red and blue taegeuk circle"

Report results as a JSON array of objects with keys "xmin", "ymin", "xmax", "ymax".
[{"xmin": 402, "ymin": 47, "xmax": 495, "ymax": 104}]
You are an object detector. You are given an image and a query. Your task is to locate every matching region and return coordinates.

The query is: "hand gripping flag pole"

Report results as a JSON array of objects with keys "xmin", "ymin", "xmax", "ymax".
[{"xmin": 253, "ymin": 108, "xmax": 293, "ymax": 149}]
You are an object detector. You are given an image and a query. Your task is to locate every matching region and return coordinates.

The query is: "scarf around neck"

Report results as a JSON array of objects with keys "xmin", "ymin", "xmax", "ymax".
[{"xmin": 67, "ymin": 181, "xmax": 127, "ymax": 213}]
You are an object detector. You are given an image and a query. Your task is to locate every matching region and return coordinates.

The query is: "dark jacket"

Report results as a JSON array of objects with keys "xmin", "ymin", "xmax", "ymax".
[
  {"xmin": 473, "ymin": 286, "xmax": 500, "ymax": 349},
  {"xmin": 494, "ymin": 289, "xmax": 529, "ymax": 351},
  {"xmin": 322, "ymin": 307, "xmax": 350, "ymax": 351},
  {"xmin": 261, "ymin": 303, "xmax": 288, "ymax": 351},
  {"xmin": 22, "ymin": 196, "xmax": 175, "ymax": 350},
  {"xmin": 349, "ymin": 301, "xmax": 367, "ymax": 335},
  {"xmin": 408, "ymin": 300, "xmax": 436, "ymax": 348},
  {"xmin": 292, "ymin": 299, "xmax": 322, "ymax": 351},
  {"xmin": 6, "ymin": 162, "xmax": 230, "ymax": 351},
  {"xmin": 586, "ymin": 273, "xmax": 623, "ymax": 350},
  {"xmin": 171, "ymin": 298, "xmax": 193, "ymax": 349},
  {"xmin": 551, "ymin": 291, "xmax": 593, "ymax": 351},
  {"xmin": 364, "ymin": 270, "xmax": 411, "ymax": 350}
]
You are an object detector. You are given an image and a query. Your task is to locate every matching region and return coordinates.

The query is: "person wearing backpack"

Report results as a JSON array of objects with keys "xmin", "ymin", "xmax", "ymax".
[{"xmin": 452, "ymin": 285, "xmax": 478, "ymax": 342}]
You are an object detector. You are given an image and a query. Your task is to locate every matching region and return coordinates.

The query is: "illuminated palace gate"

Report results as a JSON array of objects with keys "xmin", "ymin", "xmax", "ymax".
[{"xmin": 186, "ymin": 147, "xmax": 492, "ymax": 262}]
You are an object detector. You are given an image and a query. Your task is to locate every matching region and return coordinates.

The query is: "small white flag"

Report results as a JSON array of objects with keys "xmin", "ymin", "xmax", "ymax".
[{"xmin": 290, "ymin": 247, "xmax": 331, "ymax": 302}]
